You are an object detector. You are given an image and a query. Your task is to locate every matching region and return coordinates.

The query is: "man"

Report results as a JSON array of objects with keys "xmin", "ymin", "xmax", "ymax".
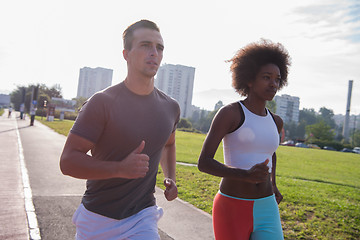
[{"xmin": 60, "ymin": 20, "xmax": 180, "ymax": 239}]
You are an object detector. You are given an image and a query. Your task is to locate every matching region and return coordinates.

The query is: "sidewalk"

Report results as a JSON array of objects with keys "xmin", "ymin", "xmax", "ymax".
[
  {"xmin": 0, "ymin": 111, "xmax": 29, "ymax": 239},
  {"xmin": 0, "ymin": 110, "xmax": 214, "ymax": 240}
]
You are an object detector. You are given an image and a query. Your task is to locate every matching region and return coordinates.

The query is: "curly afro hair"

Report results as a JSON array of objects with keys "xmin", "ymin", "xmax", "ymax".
[{"xmin": 228, "ymin": 39, "xmax": 291, "ymax": 96}]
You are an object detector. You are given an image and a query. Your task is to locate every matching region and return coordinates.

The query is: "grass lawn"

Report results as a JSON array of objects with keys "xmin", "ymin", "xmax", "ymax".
[{"xmin": 38, "ymin": 117, "xmax": 360, "ymax": 239}]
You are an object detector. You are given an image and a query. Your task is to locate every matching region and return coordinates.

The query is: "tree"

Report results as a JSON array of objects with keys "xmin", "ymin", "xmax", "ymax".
[
  {"xmin": 351, "ymin": 129, "xmax": 360, "ymax": 147},
  {"xmin": 299, "ymin": 108, "xmax": 317, "ymax": 125},
  {"xmin": 318, "ymin": 107, "xmax": 336, "ymax": 128},
  {"xmin": 190, "ymin": 109, "xmax": 216, "ymax": 133},
  {"xmin": 306, "ymin": 120, "xmax": 335, "ymax": 142},
  {"xmin": 198, "ymin": 110, "xmax": 218, "ymax": 133},
  {"xmin": 214, "ymin": 100, "xmax": 224, "ymax": 111},
  {"xmin": 10, "ymin": 84, "xmax": 62, "ymax": 112},
  {"xmin": 178, "ymin": 118, "xmax": 192, "ymax": 129},
  {"xmin": 266, "ymin": 100, "xmax": 276, "ymax": 113},
  {"xmin": 283, "ymin": 121, "xmax": 299, "ymax": 140},
  {"xmin": 72, "ymin": 96, "xmax": 88, "ymax": 112},
  {"xmin": 295, "ymin": 121, "xmax": 306, "ymax": 140}
]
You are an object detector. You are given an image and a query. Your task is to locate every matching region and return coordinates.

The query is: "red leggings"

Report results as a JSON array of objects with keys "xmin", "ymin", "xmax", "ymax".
[{"xmin": 212, "ymin": 192, "xmax": 283, "ymax": 240}]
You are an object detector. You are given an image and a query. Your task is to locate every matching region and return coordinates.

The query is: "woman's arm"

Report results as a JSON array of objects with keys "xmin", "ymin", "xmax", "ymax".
[
  {"xmin": 271, "ymin": 113, "xmax": 284, "ymax": 204},
  {"xmin": 198, "ymin": 103, "xmax": 270, "ymax": 183}
]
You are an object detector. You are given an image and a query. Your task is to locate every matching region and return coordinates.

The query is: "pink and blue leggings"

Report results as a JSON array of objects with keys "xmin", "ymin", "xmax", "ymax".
[{"xmin": 213, "ymin": 192, "xmax": 284, "ymax": 240}]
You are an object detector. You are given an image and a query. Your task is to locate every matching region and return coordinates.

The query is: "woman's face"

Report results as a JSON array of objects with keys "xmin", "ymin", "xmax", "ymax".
[{"xmin": 248, "ymin": 63, "xmax": 281, "ymax": 101}]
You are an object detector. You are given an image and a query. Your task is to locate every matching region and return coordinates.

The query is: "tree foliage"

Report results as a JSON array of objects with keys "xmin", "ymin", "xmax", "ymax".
[
  {"xmin": 306, "ymin": 120, "xmax": 335, "ymax": 142},
  {"xmin": 178, "ymin": 118, "xmax": 192, "ymax": 129},
  {"xmin": 10, "ymin": 84, "xmax": 62, "ymax": 112},
  {"xmin": 214, "ymin": 100, "xmax": 224, "ymax": 111},
  {"xmin": 189, "ymin": 109, "xmax": 216, "ymax": 133},
  {"xmin": 72, "ymin": 96, "xmax": 88, "ymax": 112},
  {"xmin": 299, "ymin": 108, "xmax": 317, "ymax": 126},
  {"xmin": 351, "ymin": 129, "xmax": 360, "ymax": 147},
  {"xmin": 318, "ymin": 107, "xmax": 336, "ymax": 128},
  {"xmin": 266, "ymin": 100, "xmax": 276, "ymax": 113}
]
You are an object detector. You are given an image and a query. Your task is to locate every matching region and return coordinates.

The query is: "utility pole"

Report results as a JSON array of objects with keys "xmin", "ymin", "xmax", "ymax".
[
  {"xmin": 30, "ymin": 85, "xmax": 39, "ymax": 126},
  {"xmin": 343, "ymin": 80, "xmax": 353, "ymax": 143}
]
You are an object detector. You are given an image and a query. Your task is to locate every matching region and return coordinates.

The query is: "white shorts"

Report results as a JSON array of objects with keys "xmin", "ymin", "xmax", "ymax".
[{"xmin": 72, "ymin": 204, "xmax": 164, "ymax": 240}]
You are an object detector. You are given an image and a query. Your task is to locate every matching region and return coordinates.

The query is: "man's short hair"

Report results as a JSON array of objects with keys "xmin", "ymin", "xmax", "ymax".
[{"xmin": 123, "ymin": 20, "xmax": 160, "ymax": 50}]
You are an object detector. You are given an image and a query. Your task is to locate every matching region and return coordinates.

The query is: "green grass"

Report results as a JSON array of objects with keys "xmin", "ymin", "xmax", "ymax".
[
  {"xmin": 36, "ymin": 116, "xmax": 74, "ymax": 136},
  {"xmin": 38, "ymin": 117, "xmax": 360, "ymax": 239},
  {"xmin": 175, "ymin": 131, "xmax": 223, "ymax": 164}
]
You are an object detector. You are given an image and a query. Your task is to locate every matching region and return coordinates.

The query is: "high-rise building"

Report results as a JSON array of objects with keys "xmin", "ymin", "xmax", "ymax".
[
  {"xmin": 155, "ymin": 64, "xmax": 195, "ymax": 118},
  {"xmin": 0, "ymin": 94, "xmax": 10, "ymax": 107},
  {"xmin": 77, "ymin": 67, "xmax": 113, "ymax": 99},
  {"xmin": 274, "ymin": 94, "xmax": 300, "ymax": 124}
]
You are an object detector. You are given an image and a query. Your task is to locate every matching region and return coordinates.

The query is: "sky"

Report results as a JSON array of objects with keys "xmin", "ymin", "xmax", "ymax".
[{"xmin": 0, "ymin": 0, "xmax": 359, "ymax": 115}]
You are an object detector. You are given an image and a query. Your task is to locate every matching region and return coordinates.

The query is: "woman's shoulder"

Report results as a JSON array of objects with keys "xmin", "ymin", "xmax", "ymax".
[
  {"xmin": 214, "ymin": 101, "xmax": 243, "ymax": 133},
  {"xmin": 268, "ymin": 111, "xmax": 283, "ymax": 133}
]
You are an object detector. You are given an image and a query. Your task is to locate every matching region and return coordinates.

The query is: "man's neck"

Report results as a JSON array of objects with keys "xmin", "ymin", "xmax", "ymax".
[{"xmin": 124, "ymin": 76, "xmax": 154, "ymax": 96}]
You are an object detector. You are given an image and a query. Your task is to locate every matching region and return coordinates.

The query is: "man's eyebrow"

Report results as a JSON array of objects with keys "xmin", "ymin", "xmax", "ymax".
[
  {"xmin": 139, "ymin": 41, "xmax": 164, "ymax": 48},
  {"xmin": 139, "ymin": 40, "xmax": 151, "ymax": 44}
]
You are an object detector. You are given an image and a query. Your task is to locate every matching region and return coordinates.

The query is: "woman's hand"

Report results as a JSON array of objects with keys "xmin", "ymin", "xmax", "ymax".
[{"xmin": 245, "ymin": 159, "xmax": 270, "ymax": 183}]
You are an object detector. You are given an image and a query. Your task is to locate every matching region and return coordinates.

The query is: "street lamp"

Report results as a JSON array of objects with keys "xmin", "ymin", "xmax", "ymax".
[{"xmin": 42, "ymin": 100, "xmax": 47, "ymax": 120}]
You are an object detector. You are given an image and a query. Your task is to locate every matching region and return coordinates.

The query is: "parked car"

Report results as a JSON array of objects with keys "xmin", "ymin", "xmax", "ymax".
[
  {"xmin": 281, "ymin": 140, "xmax": 295, "ymax": 146},
  {"xmin": 307, "ymin": 144, "xmax": 320, "ymax": 149},
  {"xmin": 353, "ymin": 147, "xmax": 360, "ymax": 154},
  {"xmin": 323, "ymin": 146, "xmax": 336, "ymax": 151},
  {"xmin": 340, "ymin": 148, "xmax": 354, "ymax": 153},
  {"xmin": 295, "ymin": 142, "xmax": 308, "ymax": 148}
]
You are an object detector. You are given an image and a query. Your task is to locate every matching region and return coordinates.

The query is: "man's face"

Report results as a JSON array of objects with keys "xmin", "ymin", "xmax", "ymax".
[{"xmin": 124, "ymin": 28, "xmax": 164, "ymax": 78}]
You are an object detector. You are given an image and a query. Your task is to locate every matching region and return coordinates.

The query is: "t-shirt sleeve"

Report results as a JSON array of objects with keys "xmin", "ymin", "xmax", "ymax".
[
  {"xmin": 172, "ymin": 102, "xmax": 181, "ymax": 132},
  {"xmin": 70, "ymin": 93, "xmax": 107, "ymax": 143}
]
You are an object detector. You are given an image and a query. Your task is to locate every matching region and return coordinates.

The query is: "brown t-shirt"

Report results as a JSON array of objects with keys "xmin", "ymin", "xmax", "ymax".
[{"xmin": 71, "ymin": 81, "xmax": 180, "ymax": 220}]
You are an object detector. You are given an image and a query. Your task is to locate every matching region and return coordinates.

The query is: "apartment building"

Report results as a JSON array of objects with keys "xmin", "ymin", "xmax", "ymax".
[
  {"xmin": 155, "ymin": 64, "xmax": 195, "ymax": 118},
  {"xmin": 274, "ymin": 94, "xmax": 300, "ymax": 124},
  {"xmin": 77, "ymin": 67, "xmax": 113, "ymax": 99}
]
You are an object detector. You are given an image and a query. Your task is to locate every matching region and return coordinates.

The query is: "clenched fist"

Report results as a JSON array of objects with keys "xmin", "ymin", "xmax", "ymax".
[{"xmin": 118, "ymin": 141, "xmax": 150, "ymax": 179}]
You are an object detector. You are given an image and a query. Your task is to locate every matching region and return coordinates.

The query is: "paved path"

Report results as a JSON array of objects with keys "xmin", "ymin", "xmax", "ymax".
[
  {"xmin": 0, "ymin": 111, "xmax": 29, "ymax": 239},
  {"xmin": 0, "ymin": 110, "xmax": 214, "ymax": 240}
]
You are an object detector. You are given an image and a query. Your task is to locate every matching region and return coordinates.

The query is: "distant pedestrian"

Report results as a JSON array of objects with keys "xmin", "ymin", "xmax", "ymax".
[
  {"xmin": 8, "ymin": 106, "xmax": 12, "ymax": 118},
  {"xmin": 30, "ymin": 106, "xmax": 36, "ymax": 126},
  {"xmin": 198, "ymin": 39, "xmax": 291, "ymax": 239},
  {"xmin": 60, "ymin": 19, "xmax": 180, "ymax": 239},
  {"xmin": 20, "ymin": 103, "xmax": 25, "ymax": 120}
]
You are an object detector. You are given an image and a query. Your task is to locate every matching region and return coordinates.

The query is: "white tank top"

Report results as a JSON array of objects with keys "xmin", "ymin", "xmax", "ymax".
[{"xmin": 223, "ymin": 101, "xmax": 279, "ymax": 173}]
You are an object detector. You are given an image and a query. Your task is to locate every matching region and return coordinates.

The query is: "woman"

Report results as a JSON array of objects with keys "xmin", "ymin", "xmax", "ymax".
[{"xmin": 198, "ymin": 39, "xmax": 291, "ymax": 240}]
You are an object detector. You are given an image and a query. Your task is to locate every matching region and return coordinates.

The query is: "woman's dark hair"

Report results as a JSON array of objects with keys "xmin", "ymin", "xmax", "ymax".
[
  {"xmin": 229, "ymin": 39, "xmax": 291, "ymax": 96},
  {"xmin": 123, "ymin": 19, "xmax": 160, "ymax": 51}
]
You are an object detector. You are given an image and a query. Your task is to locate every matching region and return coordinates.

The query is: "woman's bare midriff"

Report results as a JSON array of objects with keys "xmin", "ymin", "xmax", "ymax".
[{"xmin": 219, "ymin": 175, "xmax": 274, "ymax": 199}]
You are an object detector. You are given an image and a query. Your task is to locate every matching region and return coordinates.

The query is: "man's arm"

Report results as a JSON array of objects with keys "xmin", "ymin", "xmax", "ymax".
[
  {"xmin": 60, "ymin": 133, "xmax": 150, "ymax": 180},
  {"xmin": 160, "ymin": 131, "xmax": 177, "ymax": 201}
]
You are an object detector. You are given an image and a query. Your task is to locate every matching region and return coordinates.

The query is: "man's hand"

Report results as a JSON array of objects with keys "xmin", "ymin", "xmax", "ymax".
[
  {"xmin": 118, "ymin": 141, "xmax": 149, "ymax": 179},
  {"xmin": 163, "ymin": 178, "xmax": 177, "ymax": 201},
  {"xmin": 245, "ymin": 159, "xmax": 270, "ymax": 183}
]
